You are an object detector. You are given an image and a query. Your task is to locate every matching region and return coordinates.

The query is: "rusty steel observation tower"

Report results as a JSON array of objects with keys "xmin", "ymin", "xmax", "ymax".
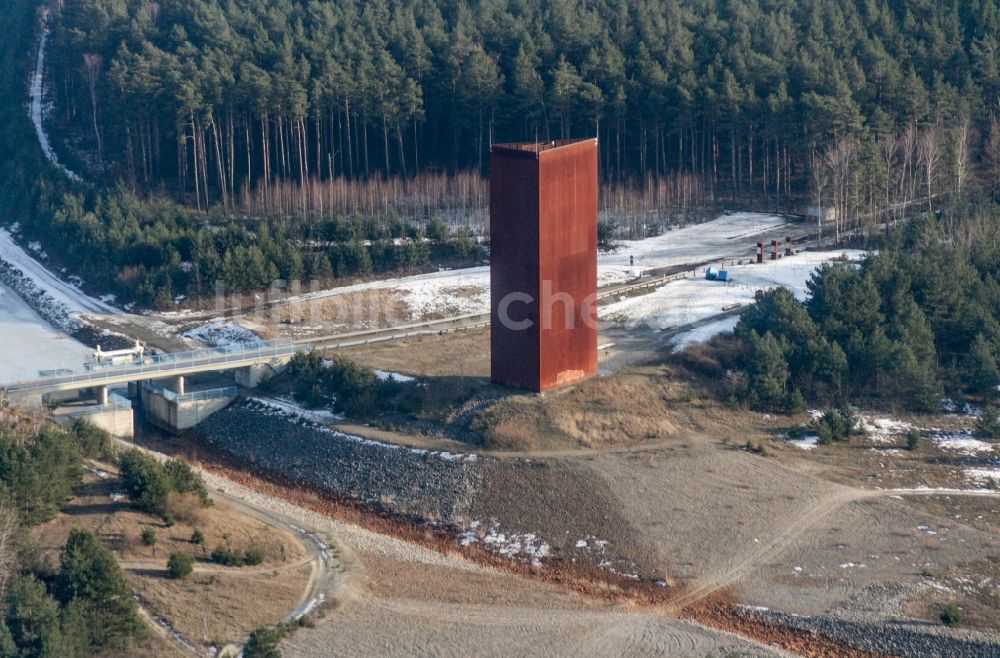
[{"xmin": 489, "ymin": 138, "xmax": 599, "ymax": 392}]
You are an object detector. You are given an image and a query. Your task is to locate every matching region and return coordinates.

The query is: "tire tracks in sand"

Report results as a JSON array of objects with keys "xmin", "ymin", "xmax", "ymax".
[
  {"xmin": 669, "ymin": 486, "xmax": 871, "ymax": 611},
  {"xmin": 670, "ymin": 485, "xmax": 1000, "ymax": 611}
]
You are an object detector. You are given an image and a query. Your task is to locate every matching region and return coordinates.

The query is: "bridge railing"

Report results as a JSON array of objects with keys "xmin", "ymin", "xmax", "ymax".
[
  {"xmin": 64, "ymin": 392, "xmax": 133, "ymax": 418},
  {"xmin": 6, "ymin": 338, "xmax": 302, "ymax": 393},
  {"xmin": 143, "ymin": 382, "xmax": 239, "ymax": 403}
]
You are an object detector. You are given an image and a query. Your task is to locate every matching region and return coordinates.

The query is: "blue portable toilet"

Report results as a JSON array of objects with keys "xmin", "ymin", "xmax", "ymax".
[
  {"xmin": 718, "ymin": 270, "xmax": 730, "ymax": 282},
  {"xmin": 705, "ymin": 266, "xmax": 718, "ymax": 280}
]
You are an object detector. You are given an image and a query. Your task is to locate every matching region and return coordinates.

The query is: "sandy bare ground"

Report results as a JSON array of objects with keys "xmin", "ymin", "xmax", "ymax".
[
  {"xmin": 284, "ymin": 596, "xmax": 783, "ymax": 658},
  {"xmin": 582, "ymin": 442, "xmax": 999, "ymax": 620},
  {"xmin": 192, "ymin": 467, "xmax": 786, "ymax": 658}
]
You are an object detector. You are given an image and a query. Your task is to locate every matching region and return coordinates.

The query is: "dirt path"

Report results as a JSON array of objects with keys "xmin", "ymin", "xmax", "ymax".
[
  {"xmin": 133, "ymin": 603, "xmax": 198, "ymax": 657},
  {"xmin": 285, "ymin": 596, "xmax": 792, "ymax": 658},
  {"xmin": 171, "ymin": 455, "xmax": 791, "ymax": 658},
  {"xmin": 670, "ymin": 486, "xmax": 869, "ymax": 611},
  {"xmin": 669, "ymin": 483, "xmax": 1000, "ymax": 611}
]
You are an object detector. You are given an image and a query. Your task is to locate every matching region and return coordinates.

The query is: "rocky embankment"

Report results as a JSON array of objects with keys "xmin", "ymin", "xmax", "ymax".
[
  {"xmin": 194, "ymin": 399, "xmax": 483, "ymax": 522},
  {"xmin": 0, "ymin": 257, "xmax": 80, "ymax": 333},
  {"xmin": 749, "ymin": 586, "xmax": 1000, "ymax": 658},
  {"xmin": 193, "ymin": 398, "xmax": 655, "ymax": 574}
]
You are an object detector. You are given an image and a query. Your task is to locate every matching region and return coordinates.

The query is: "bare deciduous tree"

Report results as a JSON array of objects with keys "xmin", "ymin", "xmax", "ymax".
[
  {"xmin": 952, "ymin": 111, "xmax": 973, "ymax": 197},
  {"xmin": 899, "ymin": 122, "xmax": 919, "ymax": 213},
  {"xmin": 83, "ymin": 53, "xmax": 105, "ymax": 166},
  {"xmin": 821, "ymin": 136, "xmax": 859, "ymax": 242},
  {"xmin": 918, "ymin": 121, "xmax": 943, "ymax": 214},
  {"xmin": 877, "ymin": 133, "xmax": 897, "ymax": 223}
]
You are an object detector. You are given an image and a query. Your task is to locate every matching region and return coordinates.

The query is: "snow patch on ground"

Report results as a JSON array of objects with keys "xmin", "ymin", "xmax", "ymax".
[
  {"xmin": 183, "ymin": 321, "xmax": 264, "ymax": 348},
  {"xmin": 928, "ymin": 431, "xmax": 994, "ymax": 456},
  {"xmin": 0, "ymin": 285, "xmax": 92, "ymax": 382},
  {"xmin": 0, "ymin": 228, "xmax": 116, "ymax": 318},
  {"xmin": 459, "ymin": 520, "xmax": 552, "ymax": 567},
  {"xmin": 859, "ymin": 416, "xmax": 915, "ymax": 444},
  {"xmin": 374, "ymin": 370, "xmax": 416, "ymax": 384},
  {"xmin": 940, "ymin": 398, "xmax": 982, "ymax": 417},
  {"xmin": 249, "ymin": 396, "xmax": 341, "ymax": 424},
  {"xmin": 964, "ymin": 467, "xmax": 1000, "ymax": 487},
  {"xmin": 669, "ymin": 316, "xmax": 740, "ymax": 352},
  {"xmin": 786, "ymin": 435, "xmax": 820, "ymax": 450}
]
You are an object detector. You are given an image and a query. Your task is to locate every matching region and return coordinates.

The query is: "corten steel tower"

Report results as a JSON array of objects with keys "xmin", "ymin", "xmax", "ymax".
[{"xmin": 490, "ymin": 139, "xmax": 598, "ymax": 392}]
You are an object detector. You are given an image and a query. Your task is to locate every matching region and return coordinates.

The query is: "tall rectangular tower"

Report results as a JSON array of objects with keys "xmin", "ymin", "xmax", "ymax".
[{"xmin": 490, "ymin": 139, "xmax": 598, "ymax": 392}]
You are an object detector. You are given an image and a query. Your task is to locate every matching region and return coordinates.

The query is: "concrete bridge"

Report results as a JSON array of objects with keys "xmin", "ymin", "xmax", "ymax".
[
  {"xmin": 5, "ymin": 339, "xmax": 302, "ymax": 400},
  {"xmin": 1, "ymin": 314, "xmax": 494, "ymax": 436},
  {"xmin": 2, "ymin": 309, "xmax": 499, "ymax": 401}
]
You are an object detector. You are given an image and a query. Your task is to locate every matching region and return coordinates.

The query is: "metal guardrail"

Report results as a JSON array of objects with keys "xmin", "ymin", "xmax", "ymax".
[
  {"xmin": 295, "ymin": 312, "xmax": 487, "ymax": 345},
  {"xmin": 597, "ymin": 271, "xmax": 691, "ymax": 299},
  {"xmin": 143, "ymin": 382, "xmax": 238, "ymax": 403},
  {"xmin": 66, "ymin": 392, "xmax": 132, "ymax": 416}
]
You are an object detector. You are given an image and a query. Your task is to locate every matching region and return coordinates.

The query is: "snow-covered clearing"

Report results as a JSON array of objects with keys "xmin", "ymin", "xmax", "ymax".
[
  {"xmin": 30, "ymin": 10, "xmax": 80, "ymax": 182},
  {"xmin": 603, "ymin": 249, "xmax": 866, "ymax": 347},
  {"xmin": 401, "ymin": 273, "xmax": 491, "ymax": 318},
  {"xmin": 281, "ymin": 212, "xmax": 797, "ymax": 322},
  {"xmin": 0, "ymin": 285, "xmax": 91, "ymax": 382},
  {"xmin": 597, "ymin": 212, "xmax": 791, "ymax": 286}
]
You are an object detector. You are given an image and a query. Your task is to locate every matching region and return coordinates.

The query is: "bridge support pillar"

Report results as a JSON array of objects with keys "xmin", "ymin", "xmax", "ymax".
[
  {"xmin": 97, "ymin": 386, "xmax": 109, "ymax": 406},
  {"xmin": 175, "ymin": 376, "xmax": 186, "ymax": 396},
  {"xmin": 235, "ymin": 360, "xmax": 289, "ymax": 389}
]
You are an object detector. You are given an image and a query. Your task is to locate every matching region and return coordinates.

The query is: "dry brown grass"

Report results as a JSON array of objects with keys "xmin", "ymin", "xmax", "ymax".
[
  {"xmin": 359, "ymin": 550, "xmax": 609, "ymax": 610},
  {"xmin": 476, "ymin": 364, "xmax": 772, "ymax": 452},
  {"xmin": 906, "ymin": 556, "xmax": 1000, "ymax": 632},
  {"xmin": 273, "ymin": 288, "xmax": 411, "ymax": 333},
  {"xmin": 31, "ymin": 464, "xmax": 312, "ymax": 651},
  {"xmin": 165, "ymin": 491, "xmax": 207, "ymax": 525},
  {"xmin": 344, "ymin": 328, "xmax": 490, "ymax": 378},
  {"xmin": 128, "ymin": 564, "xmax": 312, "ymax": 647}
]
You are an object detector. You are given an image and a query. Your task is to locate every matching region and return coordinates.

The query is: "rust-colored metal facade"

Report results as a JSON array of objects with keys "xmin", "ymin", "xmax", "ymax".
[{"xmin": 490, "ymin": 139, "xmax": 598, "ymax": 392}]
